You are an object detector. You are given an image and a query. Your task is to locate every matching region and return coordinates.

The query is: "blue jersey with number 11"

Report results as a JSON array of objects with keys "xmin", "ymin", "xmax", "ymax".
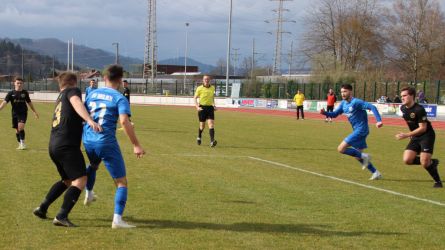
[{"xmin": 83, "ymin": 87, "xmax": 131, "ymax": 144}]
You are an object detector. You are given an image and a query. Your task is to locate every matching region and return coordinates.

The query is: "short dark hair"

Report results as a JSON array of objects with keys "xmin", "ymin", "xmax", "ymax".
[
  {"xmin": 14, "ymin": 77, "xmax": 24, "ymax": 82},
  {"xmin": 58, "ymin": 72, "xmax": 77, "ymax": 88},
  {"xmin": 401, "ymin": 86, "xmax": 416, "ymax": 97},
  {"xmin": 104, "ymin": 64, "xmax": 123, "ymax": 82},
  {"xmin": 341, "ymin": 84, "xmax": 353, "ymax": 90},
  {"xmin": 123, "ymin": 80, "xmax": 128, "ymax": 83}
]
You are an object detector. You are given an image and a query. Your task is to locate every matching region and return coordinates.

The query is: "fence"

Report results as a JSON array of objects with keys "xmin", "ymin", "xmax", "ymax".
[{"xmin": 1, "ymin": 79, "xmax": 445, "ymax": 104}]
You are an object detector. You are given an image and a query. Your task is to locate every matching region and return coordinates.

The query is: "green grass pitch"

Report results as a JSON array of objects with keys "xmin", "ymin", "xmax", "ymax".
[{"xmin": 0, "ymin": 103, "xmax": 444, "ymax": 249}]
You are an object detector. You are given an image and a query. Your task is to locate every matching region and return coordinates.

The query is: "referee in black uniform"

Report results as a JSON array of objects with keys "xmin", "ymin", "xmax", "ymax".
[
  {"xmin": 33, "ymin": 72, "xmax": 102, "ymax": 227},
  {"xmin": 123, "ymin": 80, "xmax": 130, "ymax": 103},
  {"xmin": 396, "ymin": 86, "xmax": 442, "ymax": 188},
  {"xmin": 0, "ymin": 77, "xmax": 39, "ymax": 150}
]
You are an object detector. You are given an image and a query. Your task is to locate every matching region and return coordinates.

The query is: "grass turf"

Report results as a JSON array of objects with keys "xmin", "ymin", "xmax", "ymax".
[{"xmin": 0, "ymin": 103, "xmax": 444, "ymax": 249}]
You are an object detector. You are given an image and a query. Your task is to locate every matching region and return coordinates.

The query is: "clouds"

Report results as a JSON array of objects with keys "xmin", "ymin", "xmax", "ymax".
[{"xmin": 0, "ymin": 0, "xmax": 314, "ymax": 65}]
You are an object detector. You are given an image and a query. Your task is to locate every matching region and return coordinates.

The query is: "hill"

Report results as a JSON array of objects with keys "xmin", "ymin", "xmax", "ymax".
[{"xmin": 9, "ymin": 38, "xmax": 143, "ymax": 71}]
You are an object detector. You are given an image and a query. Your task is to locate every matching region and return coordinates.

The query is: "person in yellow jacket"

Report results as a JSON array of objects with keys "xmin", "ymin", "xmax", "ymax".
[
  {"xmin": 193, "ymin": 75, "xmax": 217, "ymax": 147},
  {"xmin": 293, "ymin": 90, "xmax": 305, "ymax": 120}
]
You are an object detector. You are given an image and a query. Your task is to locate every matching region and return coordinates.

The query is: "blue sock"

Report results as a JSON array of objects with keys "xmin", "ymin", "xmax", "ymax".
[
  {"xmin": 358, "ymin": 159, "xmax": 376, "ymax": 173},
  {"xmin": 114, "ymin": 187, "xmax": 127, "ymax": 215},
  {"xmin": 343, "ymin": 148, "xmax": 362, "ymax": 158},
  {"xmin": 86, "ymin": 165, "xmax": 97, "ymax": 191}
]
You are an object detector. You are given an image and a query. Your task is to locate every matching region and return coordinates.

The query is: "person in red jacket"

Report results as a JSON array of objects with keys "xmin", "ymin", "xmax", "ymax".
[{"xmin": 325, "ymin": 88, "xmax": 337, "ymax": 122}]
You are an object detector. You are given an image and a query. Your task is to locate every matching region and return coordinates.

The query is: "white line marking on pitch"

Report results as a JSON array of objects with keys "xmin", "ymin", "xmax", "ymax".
[
  {"xmin": 156, "ymin": 153, "xmax": 246, "ymax": 158},
  {"xmin": 248, "ymin": 156, "xmax": 445, "ymax": 207}
]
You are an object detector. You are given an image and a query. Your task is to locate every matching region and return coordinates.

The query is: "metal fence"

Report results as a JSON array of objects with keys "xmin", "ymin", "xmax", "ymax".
[{"xmin": 1, "ymin": 79, "xmax": 445, "ymax": 104}]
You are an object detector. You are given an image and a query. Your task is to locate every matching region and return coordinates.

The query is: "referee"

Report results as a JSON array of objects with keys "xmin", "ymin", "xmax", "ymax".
[
  {"xmin": 193, "ymin": 75, "xmax": 217, "ymax": 147},
  {"xmin": 396, "ymin": 86, "xmax": 442, "ymax": 188}
]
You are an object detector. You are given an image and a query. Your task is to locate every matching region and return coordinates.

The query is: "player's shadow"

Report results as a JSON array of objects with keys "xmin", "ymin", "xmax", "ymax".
[{"xmin": 117, "ymin": 218, "xmax": 401, "ymax": 237}]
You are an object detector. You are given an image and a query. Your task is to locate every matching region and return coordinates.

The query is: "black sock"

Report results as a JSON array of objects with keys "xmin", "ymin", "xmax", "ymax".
[
  {"xmin": 15, "ymin": 133, "xmax": 20, "ymax": 143},
  {"xmin": 198, "ymin": 129, "xmax": 203, "ymax": 138},
  {"xmin": 40, "ymin": 181, "xmax": 68, "ymax": 212},
  {"xmin": 209, "ymin": 128, "xmax": 215, "ymax": 141},
  {"xmin": 426, "ymin": 160, "xmax": 442, "ymax": 183},
  {"xmin": 19, "ymin": 130, "xmax": 25, "ymax": 141},
  {"xmin": 56, "ymin": 186, "xmax": 82, "ymax": 219},
  {"xmin": 413, "ymin": 156, "xmax": 421, "ymax": 165}
]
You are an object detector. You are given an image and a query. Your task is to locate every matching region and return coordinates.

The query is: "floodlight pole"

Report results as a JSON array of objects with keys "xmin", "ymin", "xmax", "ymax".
[
  {"xmin": 184, "ymin": 22, "xmax": 189, "ymax": 93},
  {"xmin": 225, "ymin": 0, "xmax": 233, "ymax": 97}
]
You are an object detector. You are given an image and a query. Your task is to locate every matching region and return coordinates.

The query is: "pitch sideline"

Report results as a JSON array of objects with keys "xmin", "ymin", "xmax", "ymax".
[{"xmin": 248, "ymin": 156, "xmax": 445, "ymax": 207}]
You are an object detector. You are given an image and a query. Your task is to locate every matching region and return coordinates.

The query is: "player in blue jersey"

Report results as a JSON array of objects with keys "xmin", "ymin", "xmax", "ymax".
[
  {"xmin": 321, "ymin": 84, "xmax": 384, "ymax": 180},
  {"xmin": 85, "ymin": 79, "xmax": 97, "ymax": 98},
  {"xmin": 83, "ymin": 64, "xmax": 145, "ymax": 229}
]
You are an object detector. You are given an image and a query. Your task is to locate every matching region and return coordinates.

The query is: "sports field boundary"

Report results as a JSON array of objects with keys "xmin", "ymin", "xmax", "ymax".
[{"xmin": 248, "ymin": 156, "xmax": 445, "ymax": 207}]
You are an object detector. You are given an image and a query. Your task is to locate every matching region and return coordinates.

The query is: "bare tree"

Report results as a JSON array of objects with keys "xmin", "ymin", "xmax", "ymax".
[{"xmin": 384, "ymin": 0, "xmax": 445, "ymax": 83}]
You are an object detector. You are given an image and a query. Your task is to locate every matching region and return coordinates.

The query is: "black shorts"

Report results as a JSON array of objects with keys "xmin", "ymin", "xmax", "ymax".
[
  {"xmin": 49, "ymin": 145, "xmax": 86, "ymax": 181},
  {"xmin": 12, "ymin": 112, "xmax": 27, "ymax": 129},
  {"xmin": 406, "ymin": 133, "xmax": 435, "ymax": 155},
  {"xmin": 198, "ymin": 106, "xmax": 215, "ymax": 122},
  {"xmin": 327, "ymin": 105, "xmax": 334, "ymax": 112}
]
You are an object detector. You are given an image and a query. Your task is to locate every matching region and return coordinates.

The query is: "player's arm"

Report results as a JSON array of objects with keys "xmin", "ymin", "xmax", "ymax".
[
  {"xmin": 119, "ymin": 114, "xmax": 145, "ymax": 158},
  {"xmin": 193, "ymin": 90, "xmax": 202, "ymax": 111},
  {"xmin": 27, "ymin": 102, "xmax": 39, "ymax": 119},
  {"xmin": 396, "ymin": 122, "xmax": 427, "ymax": 140},
  {"xmin": 69, "ymin": 95, "xmax": 102, "ymax": 132},
  {"xmin": 363, "ymin": 101, "xmax": 383, "ymax": 128},
  {"xmin": 212, "ymin": 87, "xmax": 217, "ymax": 111},
  {"xmin": 0, "ymin": 100, "xmax": 7, "ymax": 111},
  {"xmin": 321, "ymin": 103, "xmax": 342, "ymax": 118}
]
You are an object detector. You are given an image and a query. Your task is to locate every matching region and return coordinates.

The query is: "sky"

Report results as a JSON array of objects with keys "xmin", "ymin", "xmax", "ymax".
[{"xmin": 1, "ymin": 0, "xmax": 444, "ymax": 67}]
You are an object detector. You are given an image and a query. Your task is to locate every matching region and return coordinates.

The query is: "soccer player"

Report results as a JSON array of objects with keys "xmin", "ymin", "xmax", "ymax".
[
  {"xmin": 293, "ymin": 90, "xmax": 305, "ymax": 120},
  {"xmin": 321, "ymin": 84, "xmax": 383, "ymax": 180},
  {"xmin": 85, "ymin": 79, "xmax": 97, "ymax": 98},
  {"xmin": 396, "ymin": 86, "xmax": 442, "ymax": 188},
  {"xmin": 83, "ymin": 64, "xmax": 145, "ymax": 229},
  {"xmin": 193, "ymin": 75, "xmax": 217, "ymax": 147},
  {"xmin": 325, "ymin": 88, "xmax": 336, "ymax": 122},
  {"xmin": 33, "ymin": 72, "xmax": 102, "ymax": 227},
  {"xmin": 0, "ymin": 77, "xmax": 39, "ymax": 150},
  {"xmin": 122, "ymin": 80, "xmax": 130, "ymax": 103}
]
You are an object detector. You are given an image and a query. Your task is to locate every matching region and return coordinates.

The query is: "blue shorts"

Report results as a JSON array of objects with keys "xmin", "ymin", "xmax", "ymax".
[
  {"xmin": 83, "ymin": 142, "xmax": 126, "ymax": 179},
  {"xmin": 344, "ymin": 131, "xmax": 368, "ymax": 150}
]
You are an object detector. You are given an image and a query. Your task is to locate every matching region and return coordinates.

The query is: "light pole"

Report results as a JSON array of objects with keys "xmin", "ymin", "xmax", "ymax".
[
  {"xmin": 184, "ymin": 22, "xmax": 189, "ymax": 93},
  {"xmin": 112, "ymin": 42, "xmax": 119, "ymax": 64},
  {"xmin": 225, "ymin": 0, "xmax": 233, "ymax": 97}
]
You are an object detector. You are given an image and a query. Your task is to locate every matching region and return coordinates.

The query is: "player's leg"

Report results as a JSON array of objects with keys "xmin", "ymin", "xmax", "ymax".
[
  {"xmin": 402, "ymin": 149, "xmax": 419, "ymax": 165},
  {"xmin": 301, "ymin": 107, "xmax": 305, "ymax": 119},
  {"xmin": 296, "ymin": 106, "xmax": 300, "ymax": 119},
  {"xmin": 208, "ymin": 107, "xmax": 216, "ymax": 147},
  {"xmin": 33, "ymin": 148, "xmax": 70, "ymax": 219},
  {"xmin": 419, "ymin": 136, "xmax": 442, "ymax": 187},
  {"xmin": 12, "ymin": 116, "xmax": 21, "ymax": 149},
  {"xmin": 17, "ymin": 121, "xmax": 26, "ymax": 149},
  {"xmin": 52, "ymin": 148, "xmax": 87, "ymax": 227},
  {"xmin": 102, "ymin": 144, "xmax": 135, "ymax": 228},
  {"xmin": 197, "ymin": 109, "xmax": 206, "ymax": 145},
  {"xmin": 83, "ymin": 143, "xmax": 101, "ymax": 205}
]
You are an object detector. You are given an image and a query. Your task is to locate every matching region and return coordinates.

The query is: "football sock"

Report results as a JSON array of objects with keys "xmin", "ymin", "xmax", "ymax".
[
  {"xmin": 40, "ymin": 181, "xmax": 68, "ymax": 212},
  {"xmin": 19, "ymin": 130, "xmax": 25, "ymax": 141},
  {"xmin": 413, "ymin": 156, "xmax": 421, "ymax": 165},
  {"xmin": 198, "ymin": 129, "xmax": 203, "ymax": 138},
  {"xmin": 209, "ymin": 128, "xmax": 215, "ymax": 141},
  {"xmin": 426, "ymin": 161, "xmax": 442, "ymax": 183},
  {"xmin": 358, "ymin": 159, "xmax": 377, "ymax": 173},
  {"xmin": 114, "ymin": 187, "xmax": 127, "ymax": 216},
  {"xmin": 86, "ymin": 165, "xmax": 97, "ymax": 191},
  {"xmin": 343, "ymin": 148, "xmax": 362, "ymax": 158},
  {"xmin": 15, "ymin": 133, "xmax": 20, "ymax": 143},
  {"xmin": 56, "ymin": 186, "xmax": 82, "ymax": 219}
]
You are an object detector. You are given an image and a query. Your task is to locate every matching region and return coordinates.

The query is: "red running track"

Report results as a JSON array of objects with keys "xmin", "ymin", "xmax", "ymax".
[{"xmin": 217, "ymin": 107, "xmax": 445, "ymax": 130}]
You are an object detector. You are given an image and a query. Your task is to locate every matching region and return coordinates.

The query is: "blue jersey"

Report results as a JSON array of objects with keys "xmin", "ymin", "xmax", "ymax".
[
  {"xmin": 85, "ymin": 86, "xmax": 97, "ymax": 98},
  {"xmin": 83, "ymin": 87, "xmax": 131, "ymax": 144},
  {"xmin": 326, "ymin": 97, "xmax": 382, "ymax": 135}
]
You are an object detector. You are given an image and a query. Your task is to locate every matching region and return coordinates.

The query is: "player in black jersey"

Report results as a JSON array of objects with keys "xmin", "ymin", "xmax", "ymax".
[
  {"xmin": 33, "ymin": 72, "xmax": 102, "ymax": 227},
  {"xmin": 0, "ymin": 77, "xmax": 39, "ymax": 150},
  {"xmin": 396, "ymin": 86, "xmax": 442, "ymax": 188},
  {"xmin": 122, "ymin": 80, "xmax": 130, "ymax": 103}
]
